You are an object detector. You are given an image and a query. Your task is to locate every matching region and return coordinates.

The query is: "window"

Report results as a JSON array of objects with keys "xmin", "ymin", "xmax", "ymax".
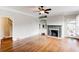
[
  {"xmin": 66, "ymin": 21, "xmax": 76, "ymax": 36},
  {"xmin": 66, "ymin": 18, "xmax": 79, "ymax": 37}
]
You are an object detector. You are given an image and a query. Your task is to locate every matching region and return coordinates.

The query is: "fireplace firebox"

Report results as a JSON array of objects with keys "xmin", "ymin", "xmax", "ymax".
[{"xmin": 51, "ymin": 30, "xmax": 58, "ymax": 37}]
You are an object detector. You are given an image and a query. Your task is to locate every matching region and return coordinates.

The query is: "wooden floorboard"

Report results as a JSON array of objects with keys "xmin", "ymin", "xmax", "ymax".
[{"xmin": 0, "ymin": 35, "xmax": 79, "ymax": 52}]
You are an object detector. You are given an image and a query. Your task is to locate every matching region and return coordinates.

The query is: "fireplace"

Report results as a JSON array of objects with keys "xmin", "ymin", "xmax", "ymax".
[
  {"xmin": 51, "ymin": 30, "xmax": 58, "ymax": 37},
  {"xmin": 48, "ymin": 25, "xmax": 61, "ymax": 37}
]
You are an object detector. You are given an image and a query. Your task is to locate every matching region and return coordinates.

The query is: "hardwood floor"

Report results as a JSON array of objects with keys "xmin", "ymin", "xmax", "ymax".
[{"xmin": 0, "ymin": 35, "xmax": 79, "ymax": 52}]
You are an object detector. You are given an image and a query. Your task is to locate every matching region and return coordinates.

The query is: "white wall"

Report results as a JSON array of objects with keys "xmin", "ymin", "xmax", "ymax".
[
  {"xmin": 47, "ymin": 15, "xmax": 64, "ymax": 25},
  {"xmin": 13, "ymin": 17, "xmax": 39, "ymax": 40},
  {"xmin": 0, "ymin": 8, "xmax": 39, "ymax": 40}
]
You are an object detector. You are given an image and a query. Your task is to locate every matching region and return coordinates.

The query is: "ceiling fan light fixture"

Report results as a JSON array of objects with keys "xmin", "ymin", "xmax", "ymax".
[
  {"xmin": 34, "ymin": 6, "xmax": 51, "ymax": 15},
  {"xmin": 40, "ymin": 10, "xmax": 44, "ymax": 14}
]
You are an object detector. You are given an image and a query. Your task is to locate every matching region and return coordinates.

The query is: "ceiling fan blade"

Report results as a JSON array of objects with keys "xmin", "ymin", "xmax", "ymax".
[
  {"xmin": 45, "ymin": 11, "xmax": 49, "ymax": 14},
  {"xmin": 45, "ymin": 8, "xmax": 51, "ymax": 11}
]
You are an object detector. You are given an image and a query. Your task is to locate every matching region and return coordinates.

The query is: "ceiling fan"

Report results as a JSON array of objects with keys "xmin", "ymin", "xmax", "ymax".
[{"xmin": 35, "ymin": 6, "xmax": 52, "ymax": 15}]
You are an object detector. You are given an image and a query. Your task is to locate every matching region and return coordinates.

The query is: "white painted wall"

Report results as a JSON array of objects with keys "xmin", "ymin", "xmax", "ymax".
[
  {"xmin": 47, "ymin": 15, "xmax": 64, "ymax": 25},
  {"xmin": 0, "ymin": 8, "xmax": 39, "ymax": 40},
  {"xmin": 13, "ymin": 17, "xmax": 39, "ymax": 40}
]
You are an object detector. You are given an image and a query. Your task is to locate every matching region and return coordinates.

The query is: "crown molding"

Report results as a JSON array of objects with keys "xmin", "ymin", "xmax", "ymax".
[{"xmin": 0, "ymin": 7, "xmax": 36, "ymax": 18}]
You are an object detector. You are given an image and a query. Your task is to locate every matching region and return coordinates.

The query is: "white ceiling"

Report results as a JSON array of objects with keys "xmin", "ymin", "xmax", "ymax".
[{"xmin": 0, "ymin": 6, "xmax": 79, "ymax": 17}]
